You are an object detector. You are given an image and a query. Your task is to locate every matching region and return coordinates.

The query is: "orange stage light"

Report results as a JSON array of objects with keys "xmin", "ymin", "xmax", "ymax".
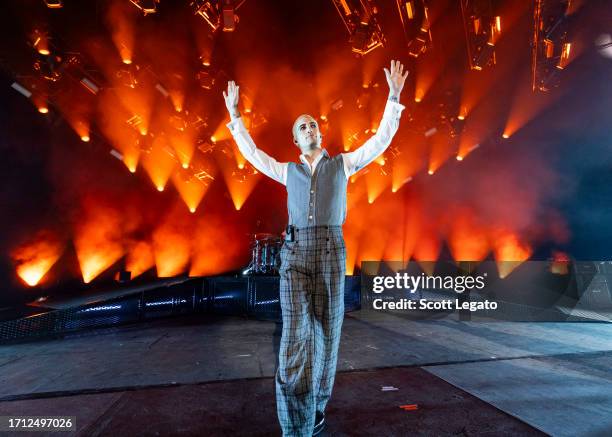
[
  {"xmin": 74, "ymin": 207, "xmax": 124, "ymax": 283},
  {"xmin": 142, "ymin": 136, "xmax": 177, "ymax": 193},
  {"xmin": 153, "ymin": 223, "xmax": 191, "ymax": 278},
  {"xmin": 126, "ymin": 241, "xmax": 155, "ymax": 279},
  {"xmin": 493, "ymin": 230, "xmax": 532, "ymax": 278},
  {"xmin": 172, "ymin": 171, "xmax": 211, "ymax": 214},
  {"xmin": 12, "ymin": 234, "xmax": 64, "ymax": 287}
]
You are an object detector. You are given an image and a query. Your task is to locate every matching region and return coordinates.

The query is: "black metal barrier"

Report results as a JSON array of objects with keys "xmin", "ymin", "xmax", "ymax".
[{"xmin": 0, "ymin": 276, "xmax": 361, "ymax": 343}]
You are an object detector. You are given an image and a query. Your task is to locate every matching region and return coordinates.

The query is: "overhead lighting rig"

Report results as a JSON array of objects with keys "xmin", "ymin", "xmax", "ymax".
[
  {"xmin": 191, "ymin": 0, "xmax": 246, "ymax": 32},
  {"xmin": 331, "ymin": 0, "xmax": 386, "ymax": 55},
  {"xmin": 396, "ymin": 0, "xmax": 432, "ymax": 58},
  {"xmin": 531, "ymin": 0, "xmax": 573, "ymax": 92},
  {"xmin": 460, "ymin": 0, "xmax": 501, "ymax": 70}
]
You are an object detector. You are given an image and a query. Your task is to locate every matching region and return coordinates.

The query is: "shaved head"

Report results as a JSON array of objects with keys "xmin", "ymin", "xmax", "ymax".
[{"xmin": 292, "ymin": 114, "xmax": 318, "ymax": 139}]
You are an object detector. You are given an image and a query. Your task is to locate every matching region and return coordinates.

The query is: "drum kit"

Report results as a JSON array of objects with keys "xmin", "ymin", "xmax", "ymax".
[{"xmin": 243, "ymin": 233, "xmax": 283, "ymax": 275}]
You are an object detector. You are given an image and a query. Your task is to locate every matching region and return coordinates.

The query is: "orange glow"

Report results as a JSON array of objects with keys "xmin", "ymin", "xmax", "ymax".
[
  {"xmin": 493, "ymin": 230, "xmax": 532, "ymax": 278},
  {"xmin": 233, "ymin": 147, "xmax": 247, "ymax": 170},
  {"xmin": 172, "ymin": 170, "xmax": 212, "ymax": 213},
  {"xmin": 74, "ymin": 205, "xmax": 124, "ymax": 283},
  {"xmin": 97, "ymin": 91, "xmax": 141, "ymax": 174},
  {"xmin": 355, "ymin": 225, "xmax": 388, "ymax": 269},
  {"xmin": 503, "ymin": 70, "xmax": 562, "ymax": 138},
  {"xmin": 414, "ymin": 52, "xmax": 444, "ymax": 104},
  {"xmin": 391, "ymin": 137, "xmax": 426, "ymax": 192},
  {"xmin": 428, "ymin": 135, "xmax": 455, "ymax": 177},
  {"xmin": 38, "ymin": 106, "xmax": 49, "ymax": 114},
  {"xmin": 428, "ymin": 169, "xmax": 434, "ymax": 175},
  {"xmin": 212, "ymin": 117, "xmax": 232, "ymax": 143},
  {"xmin": 456, "ymin": 155, "xmax": 463, "ymax": 161},
  {"xmin": 67, "ymin": 119, "xmax": 90, "ymax": 142},
  {"xmin": 11, "ymin": 233, "xmax": 64, "ymax": 287},
  {"xmin": 550, "ymin": 250, "xmax": 570, "ymax": 275},
  {"xmin": 457, "ymin": 106, "xmax": 467, "ymax": 120},
  {"xmin": 364, "ymin": 167, "xmax": 389, "ymax": 205},
  {"xmin": 153, "ymin": 219, "xmax": 191, "ymax": 277},
  {"xmin": 448, "ymin": 209, "xmax": 490, "ymax": 261},
  {"xmin": 220, "ymin": 166, "xmax": 261, "ymax": 211},
  {"xmin": 169, "ymin": 90, "xmax": 184, "ymax": 113},
  {"xmin": 190, "ymin": 215, "xmax": 248, "ymax": 276},
  {"xmin": 142, "ymin": 136, "xmax": 177, "ymax": 193},
  {"xmin": 502, "ymin": 133, "xmax": 510, "ymax": 139},
  {"xmin": 126, "ymin": 240, "xmax": 155, "ymax": 279},
  {"xmin": 414, "ymin": 232, "xmax": 441, "ymax": 263},
  {"xmin": 169, "ymin": 130, "xmax": 196, "ymax": 170},
  {"xmin": 107, "ymin": 1, "xmax": 135, "ymax": 67},
  {"xmin": 32, "ymin": 30, "xmax": 50, "ymax": 55}
]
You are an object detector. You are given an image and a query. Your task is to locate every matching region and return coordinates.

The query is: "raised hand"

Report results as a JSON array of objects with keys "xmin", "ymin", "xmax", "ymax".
[
  {"xmin": 384, "ymin": 60, "xmax": 409, "ymax": 101},
  {"xmin": 223, "ymin": 80, "xmax": 241, "ymax": 119}
]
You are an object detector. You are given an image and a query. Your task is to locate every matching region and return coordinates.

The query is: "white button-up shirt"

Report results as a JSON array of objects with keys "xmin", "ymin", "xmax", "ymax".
[{"xmin": 226, "ymin": 100, "xmax": 405, "ymax": 185}]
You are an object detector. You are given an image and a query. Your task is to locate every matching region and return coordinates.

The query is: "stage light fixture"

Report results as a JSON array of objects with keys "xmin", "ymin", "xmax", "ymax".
[
  {"xmin": 155, "ymin": 83, "xmax": 169, "ymax": 97},
  {"xmin": 192, "ymin": 1, "xmax": 222, "ymax": 31},
  {"xmin": 460, "ymin": 0, "xmax": 500, "ymax": 70},
  {"xmin": 396, "ymin": 0, "xmax": 432, "ymax": 58},
  {"xmin": 129, "ymin": 0, "xmax": 159, "ymax": 15},
  {"xmin": 110, "ymin": 149, "xmax": 124, "ymax": 161},
  {"xmin": 11, "ymin": 82, "xmax": 32, "ymax": 98},
  {"xmin": 197, "ymin": 69, "xmax": 215, "ymax": 90},
  {"xmin": 192, "ymin": 0, "xmax": 245, "ymax": 32},
  {"xmin": 43, "ymin": 0, "xmax": 62, "ymax": 7},
  {"xmin": 221, "ymin": 0, "xmax": 237, "ymax": 32},
  {"xmin": 31, "ymin": 30, "xmax": 51, "ymax": 55},
  {"xmin": 331, "ymin": 0, "xmax": 386, "ymax": 55},
  {"xmin": 424, "ymin": 127, "xmax": 437, "ymax": 137},
  {"xmin": 80, "ymin": 77, "xmax": 100, "ymax": 95},
  {"xmin": 531, "ymin": 0, "xmax": 573, "ymax": 91}
]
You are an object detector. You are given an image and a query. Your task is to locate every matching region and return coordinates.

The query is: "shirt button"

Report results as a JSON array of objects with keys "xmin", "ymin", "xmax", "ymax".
[
  {"xmin": 309, "ymin": 215, "xmax": 313, "ymax": 220},
  {"xmin": 310, "ymin": 202, "xmax": 314, "ymax": 206},
  {"xmin": 310, "ymin": 190, "xmax": 314, "ymax": 194}
]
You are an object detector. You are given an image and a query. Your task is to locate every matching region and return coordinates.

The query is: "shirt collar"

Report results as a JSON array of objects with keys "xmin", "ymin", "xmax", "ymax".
[{"xmin": 299, "ymin": 148, "xmax": 329, "ymax": 166}]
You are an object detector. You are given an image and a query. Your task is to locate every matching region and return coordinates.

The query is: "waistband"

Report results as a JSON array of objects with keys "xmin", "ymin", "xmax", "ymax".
[{"xmin": 290, "ymin": 225, "xmax": 342, "ymax": 232}]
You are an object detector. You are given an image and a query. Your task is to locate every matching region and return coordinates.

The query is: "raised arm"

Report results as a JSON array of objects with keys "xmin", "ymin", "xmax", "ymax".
[
  {"xmin": 342, "ymin": 60, "xmax": 409, "ymax": 178},
  {"xmin": 224, "ymin": 81, "xmax": 288, "ymax": 185}
]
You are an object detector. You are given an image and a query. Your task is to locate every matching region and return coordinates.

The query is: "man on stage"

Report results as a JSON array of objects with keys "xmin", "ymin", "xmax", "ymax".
[{"xmin": 224, "ymin": 60, "xmax": 408, "ymax": 436}]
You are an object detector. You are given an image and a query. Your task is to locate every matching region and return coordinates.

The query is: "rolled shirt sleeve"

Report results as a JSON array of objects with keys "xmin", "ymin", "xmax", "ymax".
[
  {"xmin": 226, "ymin": 117, "xmax": 288, "ymax": 185},
  {"xmin": 341, "ymin": 100, "xmax": 405, "ymax": 178}
]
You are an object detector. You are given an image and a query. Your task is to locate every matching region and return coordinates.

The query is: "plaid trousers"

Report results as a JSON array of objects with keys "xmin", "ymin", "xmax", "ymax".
[{"xmin": 275, "ymin": 226, "xmax": 346, "ymax": 437}]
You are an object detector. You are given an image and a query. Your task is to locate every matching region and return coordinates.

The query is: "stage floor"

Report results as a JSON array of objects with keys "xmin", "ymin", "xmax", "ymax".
[{"xmin": 0, "ymin": 311, "xmax": 611, "ymax": 435}]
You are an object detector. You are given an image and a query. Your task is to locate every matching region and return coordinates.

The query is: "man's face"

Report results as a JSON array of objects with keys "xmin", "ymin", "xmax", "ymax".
[{"xmin": 292, "ymin": 115, "xmax": 322, "ymax": 151}]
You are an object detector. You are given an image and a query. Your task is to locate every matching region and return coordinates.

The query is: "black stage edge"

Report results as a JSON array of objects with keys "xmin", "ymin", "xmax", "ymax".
[{"xmin": 0, "ymin": 276, "xmax": 361, "ymax": 343}]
